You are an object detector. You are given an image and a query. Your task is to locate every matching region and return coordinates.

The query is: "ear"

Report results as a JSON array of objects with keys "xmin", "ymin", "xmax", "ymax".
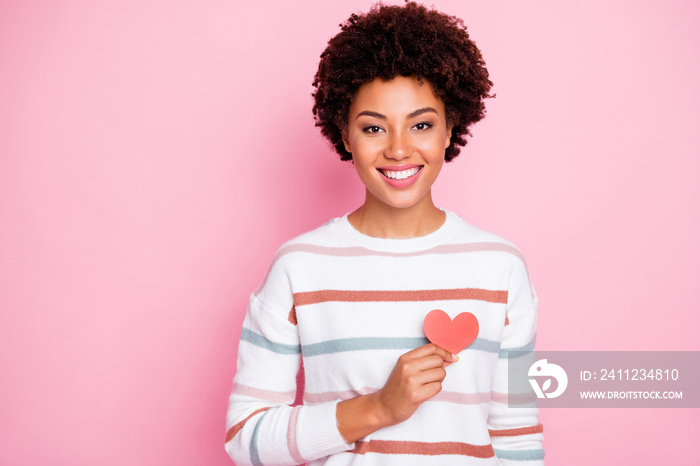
[
  {"xmin": 341, "ymin": 129, "xmax": 352, "ymax": 154},
  {"xmin": 444, "ymin": 126, "xmax": 453, "ymax": 149}
]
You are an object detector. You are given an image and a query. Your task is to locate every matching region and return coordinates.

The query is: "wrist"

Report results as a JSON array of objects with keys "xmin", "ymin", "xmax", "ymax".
[
  {"xmin": 366, "ymin": 390, "xmax": 394, "ymax": 429},
  {"xmin": 336, "ymin": 392, "xmax": 393, "ymax": 444}
]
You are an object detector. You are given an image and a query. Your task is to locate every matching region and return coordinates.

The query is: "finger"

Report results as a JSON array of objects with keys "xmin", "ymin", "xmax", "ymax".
[
  {"xmin": 428, "ymin": 344, "xmax": 459, "ymax": 364},
  {"xmin": 403, "ymin": 343, "xmax": 458, "ymax": 362},
  {"xmin": 409, "ymin": 354, "xmax": 450, "ymax": 372},
  {"xmin": 404, "ymin": 366, "xmax": 447, "ymax": 387},
  {"xmin": 419, "ymin": 381, "xmax": 444, "ymax": 401},
  {"xmin": 420, "ymin": 366, "xmax": 448, "ymax": 384},
  {"xmin": 400, "ymin": 343, "xmax": 439, "ymax": 359}
]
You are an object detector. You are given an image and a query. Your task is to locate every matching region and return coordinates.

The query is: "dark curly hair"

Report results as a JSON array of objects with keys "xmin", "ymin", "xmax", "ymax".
[{"xmin": 312, "ymin": 1, "xmax": 494, "ymax": 162}]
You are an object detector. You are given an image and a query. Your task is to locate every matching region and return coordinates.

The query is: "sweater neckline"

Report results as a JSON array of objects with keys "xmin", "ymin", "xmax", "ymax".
[{"xmin": 335, "ymin": 209, "xmax": 460, "ymax": 253}]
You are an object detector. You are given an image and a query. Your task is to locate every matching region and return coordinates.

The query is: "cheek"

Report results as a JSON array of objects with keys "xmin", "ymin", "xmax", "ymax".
[
  {"xmin": 351, "ymin": 150, "xmax": 374, "ymax": 176},
  {"xmin": 419, "ymin": 136, "xmax": 449, "ymax": 160},
  {"xmin": 350, "ymin": 138, "xmax": 379, "ymax": 162}
]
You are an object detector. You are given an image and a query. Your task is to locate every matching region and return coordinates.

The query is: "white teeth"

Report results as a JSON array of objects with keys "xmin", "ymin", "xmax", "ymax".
[{"xmin": 382, "ymin": 167, "xmax": 420, "ymax": 180}]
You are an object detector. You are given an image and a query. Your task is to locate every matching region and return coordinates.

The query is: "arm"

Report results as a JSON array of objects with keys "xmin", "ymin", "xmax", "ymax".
[
  {"xmin": 226, "ymin": 248, "xmax": 457, "ymax": 464},
  {"xmin": 226, "ymin": 295, "xmax": 456, "ymax": 464},
  {"xmin": 336, "ymin": 344, "xmax": 457, "ymax": 443},
  {"xmin": 225, "ymin": 294, "xmax": 351, "ymax": 465},
  {"xmin": 487, "ymin": 259, "xmax": 545, "ymax": 465}
]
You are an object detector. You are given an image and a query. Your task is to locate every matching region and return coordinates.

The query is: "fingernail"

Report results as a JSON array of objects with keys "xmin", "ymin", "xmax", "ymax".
[{"xmin": 452, "ymin": 353, "xmax": 459, "ymax": 362}]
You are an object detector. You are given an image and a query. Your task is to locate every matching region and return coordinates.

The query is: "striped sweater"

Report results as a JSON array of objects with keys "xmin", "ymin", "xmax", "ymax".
[{"xmin": 225, "ymin": 210, "xmax": 544, "ymax": 465}]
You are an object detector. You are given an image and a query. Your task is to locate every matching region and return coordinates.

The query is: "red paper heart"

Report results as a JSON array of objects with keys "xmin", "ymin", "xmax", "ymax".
[{"xmin": 423, "ymin": 309, "xmax": 479, "ymax": 354}]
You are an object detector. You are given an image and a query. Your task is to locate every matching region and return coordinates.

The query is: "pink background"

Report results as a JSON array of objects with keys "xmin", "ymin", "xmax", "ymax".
[{"xmin": 1, "ymin": 0, "xmax": 698, "ymax": 464}]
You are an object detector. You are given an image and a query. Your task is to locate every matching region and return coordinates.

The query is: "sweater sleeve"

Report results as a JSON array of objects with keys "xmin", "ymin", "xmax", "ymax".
[
  {"xmin": 487, "ymin": 257, "xmax": 545, "ymax": 465},
  {"xmin": 225, "ymin": 258, "xmax": 352, "ymax": 465}
]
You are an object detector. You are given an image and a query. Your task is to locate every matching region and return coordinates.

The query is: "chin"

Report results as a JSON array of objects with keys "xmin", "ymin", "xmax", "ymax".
[{"xmin": 379, "ymin": 194, "xmax": 428, "ymax": 210}]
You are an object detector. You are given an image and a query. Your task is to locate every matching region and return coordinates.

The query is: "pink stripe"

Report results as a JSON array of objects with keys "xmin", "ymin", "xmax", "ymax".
[
  {"xmin": 490, "ymin": 391, "xmax": 537, "ymax": 405},
  {"xmin": 432, "ymin": 390, "xmax": 492, "ymax": 404},
  {"xmin": 304, "ymin": 387, "xmax": 492, "ymax": 406},
  {"xmin": 304, "ymin": 386, "xmax": 377, "ymax": 404},
  {"xmin": 287, "ymin": 406, "xmax": 305, "ymax": 464},
  {"xmin": 255, "ymin": 242, "xmax": 532, "ymax": 297},
  {"xmin": 233, "ymin": 382, "xmax": 296, "ymax": 403}
]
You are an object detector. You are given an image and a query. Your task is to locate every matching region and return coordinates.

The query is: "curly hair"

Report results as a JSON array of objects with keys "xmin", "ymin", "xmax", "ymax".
[{"xmin": 312, "ymin": 2, "xmax": 494, "ymax": 162}]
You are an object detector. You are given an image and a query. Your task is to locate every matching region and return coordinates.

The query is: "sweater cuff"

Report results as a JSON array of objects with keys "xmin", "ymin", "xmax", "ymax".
[{"xmin": 296, "ymin": 401, "xmax": 353, "ymax": 460}]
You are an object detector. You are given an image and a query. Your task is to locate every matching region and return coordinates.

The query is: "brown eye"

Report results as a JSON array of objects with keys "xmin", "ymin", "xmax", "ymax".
[
  {"xmin": 413, "ymin": 122, "xmax": 433, "ymax": 131},
  {"xmin": 363, "ymin": 125, "xmax": 383, "ymax": 134}
]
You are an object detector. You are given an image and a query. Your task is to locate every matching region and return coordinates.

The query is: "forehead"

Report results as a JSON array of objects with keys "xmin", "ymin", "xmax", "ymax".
[{"xmin": 349, "ymin": 75, "xmax": 446, "ymax": 116}]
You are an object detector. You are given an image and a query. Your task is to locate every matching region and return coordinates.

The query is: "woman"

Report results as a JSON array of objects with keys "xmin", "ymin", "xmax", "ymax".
[{"xmin": 226, "ymin": 3, "xmax": 544, "ymax": 465}]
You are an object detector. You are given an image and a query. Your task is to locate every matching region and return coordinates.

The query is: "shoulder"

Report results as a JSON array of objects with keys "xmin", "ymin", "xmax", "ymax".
[
  {"xmin": 271, "ymin": 215, "xmax": 352, "ymax": 269},
  {"xmin": 281, "ymin": 216, "xmax": 349, "ymax": 249},
  {"xmin": 443, "ymin": 210, "xmax": 532, "ymax": 276},
  {"xmin": 445, "ymin": 210, "xmax": 524, "ymax": 253},
  {"xmin": 445, "ymin": 211, "xmax": 511, "ymax": 243},
  {"xmin": 447, "ymin": 211, "xmax": 537, "ymax": 303},
  {"xmin": 254, "ymin": 216, "xmax": 349, "ymax": 295}
]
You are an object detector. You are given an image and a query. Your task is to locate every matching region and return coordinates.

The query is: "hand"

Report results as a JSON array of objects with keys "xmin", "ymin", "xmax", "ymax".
[
  {"xmin": 373, "ymin": 343, "xmax": 457, "ymax": 426},
  {"xmin": 336, "ymin": 343, "xmax": 457, "ymax": 443}
]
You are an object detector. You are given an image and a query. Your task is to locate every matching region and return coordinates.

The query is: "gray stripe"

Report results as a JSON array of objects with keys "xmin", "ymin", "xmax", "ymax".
[
  {"xmin": 241, "ymin": 328, "xmax": 301, "ymax": 355},
  {"xmin": 302, "ymin": 336, "xmax": 502, "ymax": 357},
  {"xmin": 499, "ymin": 333, "xmax": 537, "ymax": 359},
  {"xmin": 303, "ymin": 337, "xmax": 428, "ymax": 356},
  {"xmin": 468, "ymin": 337, "xmax": 502, "ymax": 354},
  {"xmin": 494, "ymin": 448, "xmax": 545, "ymax": 461},
  {"xmin": 250, "ymin": 410, "xmax": 271, "ymax": 466}
]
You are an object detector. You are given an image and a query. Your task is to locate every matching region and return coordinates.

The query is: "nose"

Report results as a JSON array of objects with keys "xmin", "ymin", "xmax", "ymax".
[{"xmin": 384, "ymin": 131, "xmax": 411, "ymax": 160}]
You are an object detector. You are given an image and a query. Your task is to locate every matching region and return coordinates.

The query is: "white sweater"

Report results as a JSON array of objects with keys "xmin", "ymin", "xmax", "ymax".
[{"xmin": 226, "ymin": 211, "xmax": 544, "ymax": 465}]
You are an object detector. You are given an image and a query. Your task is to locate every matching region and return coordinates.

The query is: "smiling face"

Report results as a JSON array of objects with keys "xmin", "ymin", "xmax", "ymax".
[{"xmin": 342, "ymin": 75, "xmax": 452, "ymax": 212}]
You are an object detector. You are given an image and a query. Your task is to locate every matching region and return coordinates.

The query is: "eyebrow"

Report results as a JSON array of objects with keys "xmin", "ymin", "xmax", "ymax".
[
  {"xmin": 407, "ymin": 107, "xmax": 438, "ymax": 119},
  {"xmin": 355, "ymin": 107, "xmax": 439, "ymax": 121}
]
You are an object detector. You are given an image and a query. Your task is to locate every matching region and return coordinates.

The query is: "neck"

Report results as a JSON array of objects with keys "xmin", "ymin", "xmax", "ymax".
[{"xmin": 348, "ymin": 190, "xmax": 446, "ymax": 239}]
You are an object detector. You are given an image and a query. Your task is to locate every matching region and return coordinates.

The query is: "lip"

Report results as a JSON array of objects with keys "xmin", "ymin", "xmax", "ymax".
[
  {"xmin": 377, "ymin": 164, "xmax": 423, "ymax": 171},
  {"xmin": 376, "ymin": 164, "xmax": 423, "ymax": 189}
]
